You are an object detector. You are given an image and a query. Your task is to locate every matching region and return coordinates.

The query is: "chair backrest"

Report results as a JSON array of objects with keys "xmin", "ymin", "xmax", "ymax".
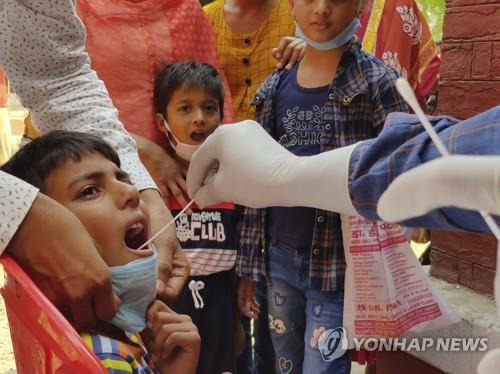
[{"xmin": 0, "ymin": 254, "xmax": 107, "ymax": 373}]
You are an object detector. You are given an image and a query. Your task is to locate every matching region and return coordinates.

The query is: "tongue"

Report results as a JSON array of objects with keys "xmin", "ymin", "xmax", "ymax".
[
  {"xmin": 191, "ymin": 133, "xmax": 205, "ymax": 142},
  {"xmin": 125, "ymin": 229, "xmax": 144, "ymax": 250}
]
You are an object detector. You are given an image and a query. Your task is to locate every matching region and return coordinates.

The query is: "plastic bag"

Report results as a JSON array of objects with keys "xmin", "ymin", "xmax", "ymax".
[{"xmin": 341, "ymin": 215, "xmax": 459, "ymax": 344}]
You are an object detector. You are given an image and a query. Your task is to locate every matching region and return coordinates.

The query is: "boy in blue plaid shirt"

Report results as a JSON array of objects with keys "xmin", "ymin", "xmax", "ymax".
[{"xmin": 236, "ymin": 0, "xmax": 407, "ymax": 372}]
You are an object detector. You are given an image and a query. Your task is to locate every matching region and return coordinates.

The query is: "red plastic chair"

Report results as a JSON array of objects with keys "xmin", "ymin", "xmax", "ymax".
[{"xmin": 0, "ymin": 254, "xmax": 107, "ymax": 373}]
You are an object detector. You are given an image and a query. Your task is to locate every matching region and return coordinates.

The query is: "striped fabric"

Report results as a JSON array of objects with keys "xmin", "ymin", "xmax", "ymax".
[
  {"xmin": 81, "ymin": 331, "xmax": 158, "ymax": 373},
  {"xmin": 236, "ymin": 37, "xmax": 408, "ymax": 291},
  {"xmin": 183, "ymin": 248, "xmax": 237, "ymax": 275}
]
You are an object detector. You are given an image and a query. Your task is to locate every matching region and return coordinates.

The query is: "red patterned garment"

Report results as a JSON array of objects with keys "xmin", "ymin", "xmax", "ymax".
[{"xmin": 357, "ymin": 0, "xmax": 440, "ymax": 105}]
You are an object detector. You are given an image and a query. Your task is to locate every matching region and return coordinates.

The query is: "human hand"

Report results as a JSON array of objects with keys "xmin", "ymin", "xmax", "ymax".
[
  {"xmin": 133, "ymin": 134, "xmax": 191, "ymax": 212},
  {"xmin": 144, "ymin": 300, "xmax": 200, "ymax": 374},
  {"xmin": 237, "ymin": 279, "xmax": 260, "ymax": 319},
  {"xmin": 6, "ymin": 193, "xmax": 119, "ymax": 330},
  {"xmin": 377, "ymin": 156, "xmax": 500, "ymax": 222},
  {"xmin": 187, "ymin": 120, "xmax": 296, "ymax": 208},
  {"xmin": 478, "ymin": 347, "xmax": 500, "ymax": 374},
  {"xmin": 272, "ymin": 36, "xmax": 307, "ymax": 70},
  {"xmin": 187, "ymin": 120, "xmax": 358, "ymax": 215},
  {"xmin": 140, "ymin": 189, "xmax": 189, "ymax": 302}
]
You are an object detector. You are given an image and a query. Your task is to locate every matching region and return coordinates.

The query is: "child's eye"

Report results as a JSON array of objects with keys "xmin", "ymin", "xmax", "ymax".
[
  {"xmin": 205, "ymin": 105, "xmax": 217, "ymax": 113},
  {"xmin": 76, "ymin": 186, "xmax": 101, "ymax": 199},
  {"xmin": 120, "ymin": 177, "xmax": 134, "ymax": 186},
  {"xmin": 179, "ymin": 105, "xmax": 190, "ymax": 112}
]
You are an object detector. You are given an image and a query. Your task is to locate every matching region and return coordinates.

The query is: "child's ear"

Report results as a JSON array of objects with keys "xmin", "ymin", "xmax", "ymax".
[{"xmin": 155, "ymin": 113, "xmax": 168, "ymax": 134}]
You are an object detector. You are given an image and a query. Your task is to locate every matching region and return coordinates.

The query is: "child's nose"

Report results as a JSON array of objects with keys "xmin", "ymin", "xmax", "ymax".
[
  {"xmin": 314, "ymin": 0, "xmax": 331, "ymax": 15},
  {"xmin": 192, "ymin": 108, "xmax": 205, "ymax": 125},
  {"xmin": 116, "ymin": 181, "xmax": 140, "ymax": 209}
]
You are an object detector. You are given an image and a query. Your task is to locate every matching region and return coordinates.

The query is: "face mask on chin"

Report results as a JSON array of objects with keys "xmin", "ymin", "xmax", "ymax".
[
  {"xmin": 109, "ymin": 248, "xmax": 157, "ymax": 332},
  {"xmin": 295, "ymin": 17, "xmax": 361, "ymax": 51},
  {"xmin": 160, "ymin": 116, "xmax": 200, "ymax": 161}
]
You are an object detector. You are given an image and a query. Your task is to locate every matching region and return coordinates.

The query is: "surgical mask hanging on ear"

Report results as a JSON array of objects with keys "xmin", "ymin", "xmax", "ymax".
[
  {"xmin": 295, "ymin": 17, "xmax": 361, "ymax": 51},
  {"xmin": 110, "ymin": 248, "xmax": 157, "ymax": 332},
  {"xmin": 161, "ymin": 117, "xmax": 200, "ymax": 161}
]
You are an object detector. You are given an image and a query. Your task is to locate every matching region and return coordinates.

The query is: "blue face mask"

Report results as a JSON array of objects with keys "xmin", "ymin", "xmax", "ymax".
[
  {"xmin": 109, "ymin": 249, "xmax": 157, "ymax": 332},
  {"xmin": 295, "ymin": 17, "xmax": 361, "ymax": 51}
]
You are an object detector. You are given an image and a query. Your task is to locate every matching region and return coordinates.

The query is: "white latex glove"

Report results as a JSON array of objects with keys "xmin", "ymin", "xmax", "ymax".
[
  {"xmin": 478, "ymin": 347, "xmax": 500, "ymax": 374},
  {"xmin": 377, "ymin": 156, "xmax": 500, "ymax": 374},
  {"xmin": 187, "ymin": 120, "xmax": 359, "ymax": 215},
  {"xmin": 377, "ymin": 156, "xmax": 500, "ymax": 222}
]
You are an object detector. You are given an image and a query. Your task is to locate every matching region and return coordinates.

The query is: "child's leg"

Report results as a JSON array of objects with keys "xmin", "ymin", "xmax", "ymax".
[
  {"xmin": 267, "ymin": 239, "xmax": 308, "ymax": 374},
  {"xmin": 267, "ymin": 278, "xmax": 306, "ymax": 374},
  {"xmin": 303, "ymin": 289, "xmax": 351, "ymax": 374},
  {"xmin": 253, "ymin": 282, "xmax": 276, "ymax": 372},
  {"xmin": 169, "ymin": 272, "xmax": 236, "ymax": 374}
]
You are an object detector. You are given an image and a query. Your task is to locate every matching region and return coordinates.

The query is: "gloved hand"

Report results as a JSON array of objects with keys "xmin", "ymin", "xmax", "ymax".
[
  {"xmin": 187, "ymin": 120, "xmax": 359, "ymax": 215},
  {"xmin": 377, "ymin": 156, "xmax": 500, "ymax": 222},
  {"xmin": 478, "ymin": 347, "xmax": 500, "ymax": 374}
]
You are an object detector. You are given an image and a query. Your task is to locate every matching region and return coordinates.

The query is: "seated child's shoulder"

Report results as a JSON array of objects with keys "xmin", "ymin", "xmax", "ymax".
[{"xmin": 81, "ymin": 331, "xmax": 149, "ymax": 364}]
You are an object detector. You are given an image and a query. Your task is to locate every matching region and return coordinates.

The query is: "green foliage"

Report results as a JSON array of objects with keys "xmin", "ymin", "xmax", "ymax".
[{"xmin": 415, "ymin": 0, "xmax": 446, "ymax": 42}]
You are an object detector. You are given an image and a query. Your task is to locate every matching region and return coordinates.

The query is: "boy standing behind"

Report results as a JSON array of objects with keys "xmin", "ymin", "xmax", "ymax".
[
  {"xmin": 153, "ymin": 61, "xmax": 240, "ymax": 374},
  {"xmin": 203, "ymin": 2, "xmax": 300, "ymax": 372},
  {"xmin": 238, "ymin": 0, "xmax": 407, "ymax": 373}
]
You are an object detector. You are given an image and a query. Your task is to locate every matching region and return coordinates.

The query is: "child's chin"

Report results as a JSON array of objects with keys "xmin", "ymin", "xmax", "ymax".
[{"xmin": 125, "ymin": 246, "xmax": 154, "ymax": 258}]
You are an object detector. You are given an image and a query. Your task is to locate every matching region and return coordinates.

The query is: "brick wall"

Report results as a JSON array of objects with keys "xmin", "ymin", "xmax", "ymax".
[
  {"xmin": 430, "ymin": 231, "xmax": 496, "ymax": 295},
  {"xmin": 437, "ymin": 0, "xmax": 500, "ymax": 119},
  {"xmin": 430, "ymin": 0, "xmax": 499, "ymax": 296}
]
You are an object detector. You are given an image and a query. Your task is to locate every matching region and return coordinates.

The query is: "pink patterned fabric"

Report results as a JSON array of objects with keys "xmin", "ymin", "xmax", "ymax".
[{"xmin": 77, "ymin": 0, "xmax": 235, "ymax": 147}]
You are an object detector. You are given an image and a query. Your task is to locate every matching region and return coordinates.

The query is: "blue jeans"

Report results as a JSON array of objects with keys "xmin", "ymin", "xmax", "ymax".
[
  {"xmin": 253, "ymin": 282, "xmax": 276, "ymax": 373},
  {"xmin": 267, "ymin": 239, "xmax": 351, "ymax": 374}
]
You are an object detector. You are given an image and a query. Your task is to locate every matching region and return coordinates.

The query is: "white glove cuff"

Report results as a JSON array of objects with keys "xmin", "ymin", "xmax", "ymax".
[{"xmin": 280, "ymin": 143, "xmax": 359, "ymax": 216}]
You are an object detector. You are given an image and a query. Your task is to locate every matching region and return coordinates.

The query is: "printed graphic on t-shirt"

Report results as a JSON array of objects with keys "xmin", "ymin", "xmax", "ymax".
[
  {"xmin": 176, "ymin": 211, "xmax": 227, "ymax": 243},
  {"xmin": 269, "ymin": 64, "xmax": 330, "ymax": 247},
  {"xmin": 171, "ymin": 207, "xmax": 238, "ymax": 276},
  {"xmin": 278, "ymin": 105, "xmax": 326, "ymax": 149}
]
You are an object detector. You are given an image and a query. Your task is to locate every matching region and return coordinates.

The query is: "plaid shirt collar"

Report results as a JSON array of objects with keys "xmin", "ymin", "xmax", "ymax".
[{"xmin": 252, "ymin": 36, "xmax": 368, "ymax": 108}]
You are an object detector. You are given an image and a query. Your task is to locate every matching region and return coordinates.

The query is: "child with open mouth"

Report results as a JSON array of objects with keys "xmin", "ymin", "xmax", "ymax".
[
  {"xmin": 2, "ymin": 130, "xmax": 200, "ymax": 374},
  {"xmin": 154, "ymin": 61, "xmax": 240, "ymax": 374}
]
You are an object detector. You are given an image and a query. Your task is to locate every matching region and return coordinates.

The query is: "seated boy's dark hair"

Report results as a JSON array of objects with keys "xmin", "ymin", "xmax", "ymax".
[
  {"xmin": 1, "ymin": 130, "xmax": 121, "ymax": 192},
  {"xmin": 154, "ymin": 61, "xmax": 225, "ymax": 119}
]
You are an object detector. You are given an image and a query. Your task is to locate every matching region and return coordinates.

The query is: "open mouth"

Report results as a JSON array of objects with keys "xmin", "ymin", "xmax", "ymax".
[
  {"xmin": 190, "ymin": 131, "xmax": 206, "ymax": 143},
  {"xmin": 124, "ymin": 221, "xmax": 149, "ymax": 251}
]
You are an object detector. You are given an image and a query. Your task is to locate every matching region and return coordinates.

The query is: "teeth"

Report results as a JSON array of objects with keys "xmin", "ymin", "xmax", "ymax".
[{"xmin": 127, "ymin": 223, "xmax": 144, "ymax": 237}]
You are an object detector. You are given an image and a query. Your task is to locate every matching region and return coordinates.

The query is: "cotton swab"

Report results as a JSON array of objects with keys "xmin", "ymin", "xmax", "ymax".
[
  {"xmin": 137, "ymin": 164, "xmax": 218, "ymax": 250},
  {"xmin": 137, "ymin": 199, "xmax": 195, "ymax": 250},
  {"xmin": 395, "ymin": 78, "xmax": 500, "ymax": 241}
]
